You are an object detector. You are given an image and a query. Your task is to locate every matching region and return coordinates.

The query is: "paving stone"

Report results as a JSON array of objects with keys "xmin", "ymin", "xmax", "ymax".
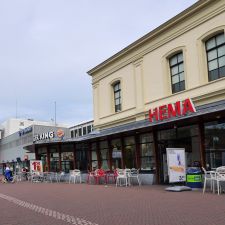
[{"xmin": 0, "ymin": 182, "xmax": 224, "ymax": 225}]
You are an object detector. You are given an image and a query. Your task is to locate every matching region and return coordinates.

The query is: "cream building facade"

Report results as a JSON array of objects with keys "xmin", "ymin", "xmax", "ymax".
[
  {"xmin": 28, "ymin": 0, "xmax": 225, "ymax": 185},
  {"xmin": 88, "ymin": 0, "xmax": 225, "ymax": 130}
]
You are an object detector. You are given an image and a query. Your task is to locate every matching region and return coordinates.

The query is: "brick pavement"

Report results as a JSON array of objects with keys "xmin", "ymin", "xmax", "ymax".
[{"xmin": 0, "ymin": 182, "xmax": 225, "ymax": 225}]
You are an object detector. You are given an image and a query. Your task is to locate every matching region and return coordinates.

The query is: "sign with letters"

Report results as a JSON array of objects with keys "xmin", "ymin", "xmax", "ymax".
[
  {"xmin": 166, "ymin": 148, "xmax": 186, "ymax": 183},
  {"xmin": 30, "ymin": 160, "xmax": 43, "ymax": 172},
  {"xmin": 33, "ymin": 131, "xmax": 54, "ymax": 142},
  {"xmin": 149, "ymin": 98, "xmax": 196, "ymax": 122},
  {"xmin": 19, "ymin": 126, "xmax": 32, "ymax": 136}
]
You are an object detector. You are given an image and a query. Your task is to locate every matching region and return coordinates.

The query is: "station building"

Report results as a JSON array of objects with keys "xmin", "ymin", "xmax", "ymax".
[
  {"xmin": 0, "ymin": 118, "xmax": 70, "ymax": 174},
  {"xmin": 26, "ymin": 0, "xmax": 225, "ymax": 184}
]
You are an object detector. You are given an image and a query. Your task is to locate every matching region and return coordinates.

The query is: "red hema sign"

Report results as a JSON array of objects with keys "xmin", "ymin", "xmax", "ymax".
[{"xmin": 148, "ymin": 98, "xmax": 196, "ymax": 122}]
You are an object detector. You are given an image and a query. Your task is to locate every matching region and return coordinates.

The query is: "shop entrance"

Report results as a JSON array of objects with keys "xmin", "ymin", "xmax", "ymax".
[{"xmin": 157, "ymin": 125, "xmax": 200, "ymax": 184}]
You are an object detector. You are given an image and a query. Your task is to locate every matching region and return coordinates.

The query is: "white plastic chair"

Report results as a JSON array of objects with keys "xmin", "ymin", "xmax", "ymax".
[
  {"xmin": 202, "ymin": 167, "xmax": 216, "ymax": 194},
  {"xmin": 57, "ymin": 172, "xmax": 66, "ymax": 182},
  {"xmin": 128, "ymin": 168, "xmax": 141, "ymax": 186},
  {"xmin": 216, "ymin": 167, "xmax": 225, "ymax": 195},
  {"xmin": 69, "ymin": 169, "xmax": 82, "ymax": 184},
  {"xmin": 116, "ymin": 169, "xmax": 128, "ymax": 187}
]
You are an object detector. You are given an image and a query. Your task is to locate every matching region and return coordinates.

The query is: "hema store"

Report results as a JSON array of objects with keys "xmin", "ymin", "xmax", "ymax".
[
  {"xmin": 25, "ymin": 98, "xmax": 225, "ymax": 184},
  {"xmin": 26, "ymin": 0, "xmax": 225, "ymax": 184}
]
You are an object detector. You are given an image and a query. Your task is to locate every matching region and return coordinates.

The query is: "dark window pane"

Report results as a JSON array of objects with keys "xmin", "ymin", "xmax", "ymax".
[
  {"xmin": 218, "ymin": 46, "xmax": 225, "ymax": 57},
  {"xmin": 206, "ymin": 37, "xmax": 216, "ymax": 50},
  {"xmin": 216, "ymin": 33, "xmax": 225, "ymax": 45},
  {"xmin": 87, "ymin": 125, "xmax": 92, "ymax": 133},
  {"xmin": 177, "ymin": 53, "xmax": 183, "ymax": 63},
  {"xmin": 209, "ymin": 69, "xmax": 219, "ymax": 81},
  {"xmin": 179, "ymin": 80, "xmax": 185, "ymax": 91},
  {"xmin": 170, "ymin": 56, "xmax": 177, "ymax": 66},
  {"xmin": 172, "ymin": 83, "xmax": 180, "ymax": 93},
  {"xmin": 83, "ymin": 127, "xmax": 87, "ymax": 135},
  {"xmin": 208, "ymin": 59, "xmax": 218, "ymax": 71},
  {"xmin": 171, "ymin": 66, "xmax": 178, "ymax": 75},
  {"xmin": 219, "ymin": 56, "xmax": 225, "ymax": 67},
  {"xmin": 172, "ymin": 75, "xmax": 179, "ymax": 84},
  {"xmin": 219, "ymin": 66, "xmax": 225, "ymax": 78},
  {"xmin": 207, "ymin": 49, "xmax": 217, "ymax": 61}
]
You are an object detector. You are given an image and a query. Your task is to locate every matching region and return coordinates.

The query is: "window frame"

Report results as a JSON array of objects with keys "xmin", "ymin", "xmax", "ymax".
[
  {"xmin": 169, "ymin": 51, "xmax": 185, "ymax": 94},
  {"xmin": 205, "ymin": 32, "xmax": 225, "ymax": 81},
  {"xmin": 112, "ymin": 81, "xmax": 122, "ymax": 112}
]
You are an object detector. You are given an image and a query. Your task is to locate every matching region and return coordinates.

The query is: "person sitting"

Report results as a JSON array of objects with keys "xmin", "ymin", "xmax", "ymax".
[{"xmin": 4, "ymin": 166, "xmax": 14, "ymax": 182}]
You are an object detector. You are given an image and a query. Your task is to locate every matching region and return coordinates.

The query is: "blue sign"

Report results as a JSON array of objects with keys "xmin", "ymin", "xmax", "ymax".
[{"xmin": 19, "ymin": 126, "xmax": 33, "ymax": 136}]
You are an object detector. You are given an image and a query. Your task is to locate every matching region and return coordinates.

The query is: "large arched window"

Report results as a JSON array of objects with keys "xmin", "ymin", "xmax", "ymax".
[
  {"xmin": 113, "ymin": 81, "xmax": 121, "ymax": 112},
  {"xmin": 205, "ymin": 33, "xmax": 225, "ymax": 81},
  {"xmin": 169, "ymin": 52, "xmax": 185, "ymax": 93}
]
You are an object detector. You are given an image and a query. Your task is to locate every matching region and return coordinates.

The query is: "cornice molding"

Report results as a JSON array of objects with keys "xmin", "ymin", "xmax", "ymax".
[{"xmin": 91, "ymin": 1, "xmax": 225, "ymax": 85}]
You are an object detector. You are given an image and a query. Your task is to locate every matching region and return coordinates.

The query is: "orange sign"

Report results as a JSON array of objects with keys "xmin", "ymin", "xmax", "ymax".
[{"xmin": 57, "ymin": 129, "xmax": 65, "ymax": 138}]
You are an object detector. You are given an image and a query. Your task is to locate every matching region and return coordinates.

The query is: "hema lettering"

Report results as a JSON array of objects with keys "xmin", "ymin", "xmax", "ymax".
[{"xmin": 148, "ymin": 98, "xmax": 196, "ymax": 122}]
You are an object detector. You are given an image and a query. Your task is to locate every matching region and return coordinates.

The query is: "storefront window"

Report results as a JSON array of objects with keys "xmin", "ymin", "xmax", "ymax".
[
  {"xmin": 50, "ymin": 147, "xmax": 59, "ymax": 172},
  {"xmin": 61, "ymin": 144, "xmax": 74, "ymax": 173},
  {"xmin": 205, "ymin": 120, "xmax": 225, "ymax": 169},
  {"xmin": 111, "ymin": 139, "xmax": 122, "ymax": 169},
  {"xmin": 99, "ymin": 141, "xmax": 109, "ymax": 170},
  {"xmin": 91, "ymin": 143, "xmax": 98, "ymax": 170},
  {"xmin": 37, "ymin": 147, "xmax": 47, "ymax": 171},
  {"xmin": 124, "ymin": 136, "xmax": 136, "ymax": 169},
  {"xmin": 76, "ymin": 143, "xmax": 88, "ymax": 171},
  {"xmin": 140, "ymin": 133, "xmax": 155, "ymax": 171}
]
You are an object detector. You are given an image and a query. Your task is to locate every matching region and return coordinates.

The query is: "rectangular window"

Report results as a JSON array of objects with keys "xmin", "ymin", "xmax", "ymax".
[
  {"xmin": 74, "ymin": 129, "xmax": 78, "ymax": 137},
  {"xmin": 71, "ymin": 131, "xmax": 74, "ymax": 138},
  {"xmin": 124, "ymin": 136, "xmax": 136, "ymax": 169},
  {"xmin": 87, "ymin": 125, "xmax": 92, "ymax": 133},
  {"xmin": 78, "ymin": 128, "xmax": 82, "ymax": 136},
  {"xmin": 204, "ymin": 120, "xmax": 225, "ymax": 169},
  {"xmin": 139, "ymin": 133, "xmax": 155, "ymax": 171},
  {"xmin": 206, "ymin": 33, "xmax": 225, "ymax": 81},
  {"xmin": 90, "ymin": 143, "xmax": 98, "ymax": 170},
  {"xmin": 169, "ymin": 52, "xmax": 185, "ymax": 93},
  {"xmin": 111, "ymin": 139, "xmax": 122, "ymax": 169},
  {"xmin": 113, "ymin": 82, "xmax": 121, "ymax": 112},
  {"xmin": 99, "ymin": 141, "xmax": 109, "ymax": 170},
  {"xmin": 83, "ymin": 127, "xmax": 87, "ymax": 135}
]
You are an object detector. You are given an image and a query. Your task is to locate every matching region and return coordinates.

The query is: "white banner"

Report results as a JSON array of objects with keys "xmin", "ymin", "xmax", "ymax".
[
  {"xmin": 30, "ymin": 160, "xmax": 43, "ymax": 173},
  {"xmin": 166, "ymin": 148, "xmax": 186, "ymax": 183}
]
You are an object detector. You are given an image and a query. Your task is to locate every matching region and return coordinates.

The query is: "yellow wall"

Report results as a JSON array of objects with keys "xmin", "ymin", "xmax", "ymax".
[{"xmin": 90, "ymin": 0, "xmax": 225, "ymax": 129}]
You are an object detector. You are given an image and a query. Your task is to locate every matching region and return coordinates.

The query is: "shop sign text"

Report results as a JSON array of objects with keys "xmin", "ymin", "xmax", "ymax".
[
  {"xmin": 19, "ymin": 126, "xmax": 32, "ymax": 136},
  {"xmin": 148, "ymin": 98, "xmax": 196, "ymax": 122},
  {"xmin": 33, "ymin": 131, "xmax": 54, "ymax": 142}
]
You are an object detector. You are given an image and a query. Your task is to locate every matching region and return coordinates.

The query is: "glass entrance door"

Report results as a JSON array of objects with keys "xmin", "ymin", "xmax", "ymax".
[{"xmin": 157, "ymin": 125, "xmax": 200, "ymax": 184}]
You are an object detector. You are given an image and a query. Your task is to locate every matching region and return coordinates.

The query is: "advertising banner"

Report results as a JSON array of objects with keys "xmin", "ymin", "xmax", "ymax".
[
  {"xmin": 30, "ymin": 160, "xmax": 43, "ymax": 173},
  {"xmin": 166, "ymin": 148, "xmax": 186, "ymax": 183}
]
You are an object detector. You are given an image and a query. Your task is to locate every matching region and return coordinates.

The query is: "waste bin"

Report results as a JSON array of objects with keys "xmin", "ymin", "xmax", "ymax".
[{"xmin": 186, "ymin": 167, "xmax": 202, "ymax": 188}]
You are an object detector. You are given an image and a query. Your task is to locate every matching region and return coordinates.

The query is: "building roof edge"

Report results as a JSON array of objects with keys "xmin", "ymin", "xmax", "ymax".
[{"xmin": 87, "ymin": 0, "xmax": 212, "ymax": 76}]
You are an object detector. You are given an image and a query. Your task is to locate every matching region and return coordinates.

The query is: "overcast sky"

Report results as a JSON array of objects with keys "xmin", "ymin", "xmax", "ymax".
[{"xmin": 0, "ymin": 0, "xmax": 197, "ymax": 126}]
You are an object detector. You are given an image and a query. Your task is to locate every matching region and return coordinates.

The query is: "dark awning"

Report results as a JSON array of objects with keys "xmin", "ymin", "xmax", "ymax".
[
  {"xmin": 70, "ymin": 99, "xmax": 225, "ymax": 141},
  {"xmin": 24, "ymin": 99, "xmax": 225, "ymax": 151}
]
